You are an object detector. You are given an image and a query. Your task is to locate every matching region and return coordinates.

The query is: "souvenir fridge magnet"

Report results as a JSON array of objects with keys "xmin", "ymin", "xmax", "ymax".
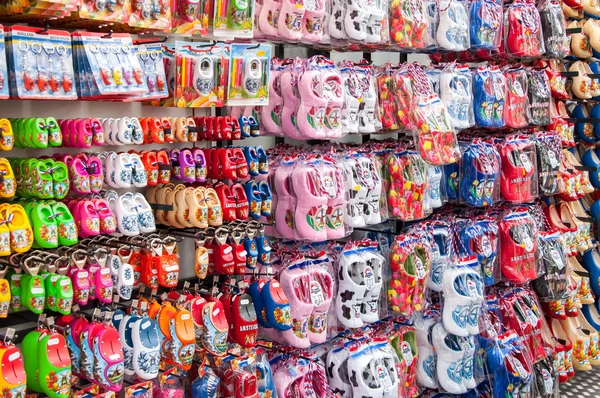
[
  {"xmin": 227, "ymin": 43, "xmax": 270, "ymax": 106},
  {"xmin": 213, "ymin": 0, "xmax": 254, "ymax": 37},
  {"xmin": 174, "ymin": 42, "xmax": 230, "ymax": 108}
]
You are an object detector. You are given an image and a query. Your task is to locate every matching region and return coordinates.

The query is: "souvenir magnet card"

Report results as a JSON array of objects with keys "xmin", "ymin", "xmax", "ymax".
[
  {"xmin": 174, "ymin": 41, "xmax": 229, "ymax": 108},
  {"xmin": 76, "ymin": 32, "xmax": 149, "ymax": 98},
  {"xmin": 6, "ymin": 26, "xmax": 76, "ymax": 100},
  {"xmin": 170, "ymin": 0, "xmax": 212, "ymax": 34},
  {"xmin": 227, "ymin": 43, "xmax": 270, "ymax": 106},
  {"xmin": 213, "ymin": 0, "xmax": 254, "ymax": 38},
  {"xmin": 0, "ymin": 26, "xmax": 8, "ymax": 99},
  {"xmin": 79, "ymin": 0, "xmax": 132, "ymax": 24},
  {"xmin": 129, "ymin": 0, "xmax": 172, "ymax": 30},
  {"xmin": 135, "ymin": 43, "xmax": 169, "ymax": 101}
]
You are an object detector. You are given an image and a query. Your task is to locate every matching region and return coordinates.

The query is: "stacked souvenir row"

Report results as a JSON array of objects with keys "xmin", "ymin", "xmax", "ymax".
[
  {"xmin": 0, "ymin": 233, "xmax": 404, "ymax": 398},
  {"xmin": 371, "ymin": 207, "xmax": 559, "ymax": 396},
  {"xmin": 0, "ymin": 310, "xmax": 414, "ymax": 398},
  {"xmin": 0, "ymin": 0, "xmax": 255, "ymax": 38},
  {"xmin": 264, "ymin": 129, "xmax": 590, "ymax": 235},
  {"xmin": 260, "ymin": 55, "xmax": 578, "ymax": 145},
  {"xmin": 2, "ymin": 27, "xmax": 274, "ymax": 106},
  {"xmin": 0, "ymin": 0, "xmax": 571, "ymax": 59},
  {"xmin": 4, "ymin": 114, "xmax": 260, "ymax": 152},
  {"xmin": 0, "ymin": 234, "xmax": 181, "ymax": 318}
]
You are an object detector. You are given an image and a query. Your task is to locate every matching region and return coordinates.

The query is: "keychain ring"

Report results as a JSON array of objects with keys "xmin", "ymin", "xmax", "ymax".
[
  {"xmin": 89, "ymin": 44, "xmax": 100, "ymax": 53},
  {"xmin": 31, "ymin": 42, "xmax": 42, "ymax": 54},
  {"xmin": 18, "ymin": 41, "xmax": 30, "ymax": 52},
  {"xmin": 110, "ymin": 44, "xmax": 120, "ymax": 54},
  {"xmin": 56, "ymin": 44, "xmax": 66, "ymax": 56},
  {"xmin": 43, "ymin": 45, "xmax": 55, "ymax": 56},
  {"xmin": 149, "ymin": 50, "xmax": 159, "ymax": 60},
  {"xmin": 100, "ymin": 44, "xmax": 109, "ymax": 54},
  {"xmin": 140, "ymin": 51, "xmax": 149, "ymax": 61},
  {"xmin": 122, "ymin": 44, "xmax": 131, "ymax": 54}
]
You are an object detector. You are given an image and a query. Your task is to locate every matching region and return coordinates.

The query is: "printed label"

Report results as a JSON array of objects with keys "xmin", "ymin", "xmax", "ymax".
[
  {"xmin": 401, "ymin": 341, "xmax": 414, "ymax": 366},
  {"xmin": 520, "ymin": 153, "xmax": 533, "ymax": 173},
  {"xmin": 549, "ymin": 248, "xmax": 563, "ymax": 270},
  {"xmin": 364, "ymin": 266, "xmax": 375, "ymax": 289},
  {"xmin": 414, "ymin": 256, "xmax": 426, "ymax": 279},
  {"xmin": 310, "ymin": 280, "xmax": 324, "ymax": 307}
]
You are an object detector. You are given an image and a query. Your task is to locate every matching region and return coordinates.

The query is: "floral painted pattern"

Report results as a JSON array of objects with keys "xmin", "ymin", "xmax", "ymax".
[
  {"xmin": 90, "ymin": 177, "xmax": 103, "ymax": 192},
  {"xmin": 100, "ymin": 217, "xmax": 116, "ymax": 234},
  {"xmin": 292, "ymin": 318, "xmax": 308, "ymax": 339},
  {"xmin": 86, "ymin": 217, "xmax": 100, "ymax": 233},
  {"xmin": 39, "ymin": 224, "xmax": 58, "ymax": 245},
  {"xmin": 2, "ymin": 178, "xmax": 15, "ymax": 196},
  {"xmin": 119, "ymin": 170, "xmax": 132, "ymax": 185},
  {"xmin": 11, "ymin": 229, "xmax": 32, "ymax": 250}
]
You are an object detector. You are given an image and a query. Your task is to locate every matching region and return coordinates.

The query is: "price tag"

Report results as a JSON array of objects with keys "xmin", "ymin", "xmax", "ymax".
[
  {"xmin": 401, "ymin": 341, "xmax": 414, "ymax": 366},
  {"xmin": 550, "ymin": 248, "xmax": 564, "ymax": 269},
  {"xmin": 364, "ymin": 266, "xmax": 375, "ymax": 289},
  {"xmin": 310, "ymin": 280, "xmax": 324, "ymax": 307},
  {"xmin": 520, "ymin": 153, "xmax": 532, "ymax": 173},
  {"xmin": 414, "ymin": 257, "xmax": 426, "ymax": 279},
  {"xmin": 370, "ymin": 360, "xmax": 393, "ymax": 392}
]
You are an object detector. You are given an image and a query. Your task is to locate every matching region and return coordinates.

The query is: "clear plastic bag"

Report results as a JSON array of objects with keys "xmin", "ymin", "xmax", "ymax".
[
  {"xmin": 389, "ymin": 0, "xmax": 428, "ymax": 50},
  {"xmin": 459, "ymin": 140, "xmax": 501, "ymax": 207},
  {"xmin": 439, "ymin": 63, "xmax": 475, "ymax": 130},
  {"xmin": 503, "ymin": 64, "xmax": 530, "ymax": 129},
  {"xmin": 436, "ymin": 0, "xmax": 470, "ymax": 51},
  {"xmin": 498, "ymin": 209, "xmax": 540, "ymax": 284},
  {"xmin": 535, "ymin": 130, "xmax": 562, "ymax": 196},
  {"xmin": 498, "ymin": 135, "xmax": 538, "ymax": 203},
  {"xmin": 469, "ymin": 0, "xmax": 502, "ymax": 50},
  {"xmin": 505, "ymin": 0, "xmax": 545, "ymax": 57},
  {"xmin": 527, "ymin": 67, "xmax": 552, "ymax": 126},
  {"xmin": 386, "ymin": 151, "xmax": 432, "ymax": 221},
  {"xmin": 538, "ymin": 0, "xmax": 569, "ymax": 58}
]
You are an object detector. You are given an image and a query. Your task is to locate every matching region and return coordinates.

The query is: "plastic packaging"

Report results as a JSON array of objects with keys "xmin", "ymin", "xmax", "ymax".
[
  {"xmin": 7, "ymin": 26, "xmax": 76, "ymax": 100},
  {"xmin": 505, "ymin": 0, "xmax": 545, "ymax": 57},
  {"xmin": 135, "ymin": 43, "xmax": 169, "ymax": 101},
  {"xmin": 174, "ymin": 42, "xmax": 230, "ymax": 108},
  {"xmin": 436, "ymin": 0, "xmax": 469, "ymax": 51},
  {"xmin": 0, "ymin": 26, "xmax": 8, "ymax": 100},
  {"xmin": 389, "ymin": 0, "xmax": 428, "ymax": 50},
  {"xmin": 213, "ymin": 0, "xmax": 255, "ymax": 37},
  {"xmin": 538, "ymin": 0, "xmax": 569, "ymax": 58},
  {"xmin": 498, "ymin": 135, "xmax": 538, "ymax": 203},
  {"xmin": 407, "ymin": 63, "xmax": 459, "ymax": 165},
  {"xmin": 73, "ymin": 32, "xmax": 148, "ymax": 99},
  {"xmin": 503, "ymin": 64, "xmax": 530, "ymax": 129},
  {"xmin": 527, "ymin": 67, "xmax": 552, "ymax": 126},
  {"xmin": 388, "ymin": 232, "xmax": 431, "ymax": 317},
  {"xmin": 535, "ymin": 131, "xmax": 562, "ymax": 196},
  {"xmin": 499, "ymin": 209, "xmax": 539, "ymax": 284},
  {"xmin": 129, "ymin": 0, "xmax": 172, "ymax": 29},
  {"xmin": 469, "ymin": 0, "xmax": 502, "ymax": 50},
  {"xmin": 386, "ymin": 150, "xmax": 431, "ymax": 221},
  {"xmin": 227, "ymin": 43, "xmax": 271, "ymax": 106},
  {"xmin": 439, "ymin": 63, "xmax": 474, "ymax": 130}
]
